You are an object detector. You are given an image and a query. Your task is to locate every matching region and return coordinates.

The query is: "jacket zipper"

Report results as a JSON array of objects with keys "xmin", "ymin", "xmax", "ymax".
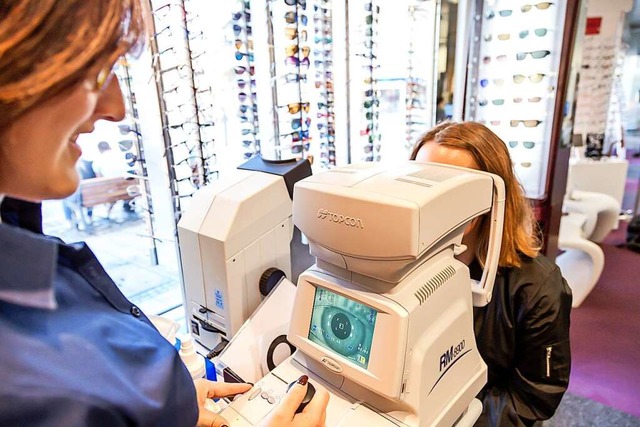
[{"xmin": 546, "ymin": 346, "xmax": 552, "ymax": 377}]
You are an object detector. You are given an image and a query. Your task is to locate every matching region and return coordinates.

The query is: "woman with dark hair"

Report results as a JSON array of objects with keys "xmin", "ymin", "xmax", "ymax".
[
  {"xmin": 0, "ymin": 1, "xmax": 327, "ymax": 426},
  {"xmin": 411, "ymin": 122, "xmax": 572, "ymax": 427}
]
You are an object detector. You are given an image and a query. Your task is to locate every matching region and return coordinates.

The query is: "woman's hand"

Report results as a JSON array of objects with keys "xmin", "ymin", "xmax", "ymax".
[
  {"xmin": 194, "ymin": 378, "xmax": 252, "ymax": 427},
  {"xmin": 258, "ymin": 375, "xmax": 329, "ymax": 427}
]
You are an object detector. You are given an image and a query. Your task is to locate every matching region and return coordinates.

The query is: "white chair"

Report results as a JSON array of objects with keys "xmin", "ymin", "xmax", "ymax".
[
  {"xmin": 556, "ymin": 212, "xmax": 605, "ymax": 308},
  {"xmin": 562, "ymin": 190, "xmax": 620, "ymax": 243}
]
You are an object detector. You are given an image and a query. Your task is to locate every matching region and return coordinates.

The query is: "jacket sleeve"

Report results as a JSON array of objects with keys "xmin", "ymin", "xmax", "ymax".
[{"xmin": 477, "ymin": 266, "xmax": 572, "ymax": 426}]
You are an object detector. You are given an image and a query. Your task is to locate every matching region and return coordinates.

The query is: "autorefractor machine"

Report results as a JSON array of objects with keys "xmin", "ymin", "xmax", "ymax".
[
  {"xmin": 219, "ymin": 161, "xmax": 506, "ymax": 426},
  {"xmin": 177, "ymin": 156, "xmax": 312, "ymax": 352}
]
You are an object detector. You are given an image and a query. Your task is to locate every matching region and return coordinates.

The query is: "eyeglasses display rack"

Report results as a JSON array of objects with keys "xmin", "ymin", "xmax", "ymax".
[
  {"xmin": 265, "ymin": 0, "xmax": 313, "ymax": 161},
  {"xmin": 313, "ymin": 0, "xmax": 337, "ymax": 168},
  {"xmin": 116, "ymin": 59, "xmax": 160, "ymax": 265},
  {"xmin": 150, "ymin": 0, "xmax": 220, "ymax": 219},
  {"xmin": 574, "ymin": 36, "xmax": 626, "ymax": 154},
  {"xmin": 350, "ymin": 1, "xmax": 381, "ymax": 162},
  {"xmin": 347, "ymin": 0, "xmax": 439, "ymax": 164},
  {"xmin": 185, "ymin": 0, "xmax": 219, "ymax": 184},
  {"xmin": 232, "ymin": 0, "xmax": 261, "ymax": 160},
  {"xmin": 462, "ymin": 0, "xmax": 582, "ymax": 255},
  {"xmin": 405, "ymin": 0, "xmax": 437, "ymax": 151}
]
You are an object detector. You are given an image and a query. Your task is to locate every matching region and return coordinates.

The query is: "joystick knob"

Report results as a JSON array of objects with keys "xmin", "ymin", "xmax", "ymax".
[
  {"xmin": 287, "ymin": 377, "xmax": 316, "ymax": 414},
  {"xmin": 259, "ymin": 268, "xmax": 286, "ymax": 297}
]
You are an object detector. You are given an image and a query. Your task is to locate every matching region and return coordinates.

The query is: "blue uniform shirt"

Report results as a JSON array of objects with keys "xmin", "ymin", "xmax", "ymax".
[{"xmin": 0, "ymin": 223, "xmax": 198, "ymax": 426}]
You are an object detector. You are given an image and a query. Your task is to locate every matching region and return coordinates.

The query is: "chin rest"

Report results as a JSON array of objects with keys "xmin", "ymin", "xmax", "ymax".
[
  {"xmin": 563, "ymin": 190, "xmax": 619, "ymax": 243},
  {"xmin": 556, "ymin": 212, "xmax": 604, "ymax": 308}
]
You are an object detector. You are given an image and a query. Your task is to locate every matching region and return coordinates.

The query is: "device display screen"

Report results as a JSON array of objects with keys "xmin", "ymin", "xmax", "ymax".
[{"xmin": 308, "ymin": 286, "xmax": 377, "ymax": 369}]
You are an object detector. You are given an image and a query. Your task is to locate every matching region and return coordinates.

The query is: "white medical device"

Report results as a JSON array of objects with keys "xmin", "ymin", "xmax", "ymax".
[
  {"xmin": 220, "ymin": 161, "xmax": 505, "ymax": 426},
  {"xmin": 177, "ymin": 157, "xmax": 312, "ymax": 351}
]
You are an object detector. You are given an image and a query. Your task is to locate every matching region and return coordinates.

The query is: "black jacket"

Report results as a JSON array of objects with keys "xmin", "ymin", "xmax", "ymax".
[{"xmin": 471, "ymin": 255, "xmax": 572, "ymax": 427}]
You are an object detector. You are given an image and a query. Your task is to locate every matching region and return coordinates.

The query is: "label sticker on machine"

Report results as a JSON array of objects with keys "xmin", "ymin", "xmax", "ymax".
[
  {"xmin": 214, "ymin": 289, "xmax": 225, "ymax": 309},
  {"xmin": 308, "ymin": 287, "xmax": 377, "ymax": 369}
]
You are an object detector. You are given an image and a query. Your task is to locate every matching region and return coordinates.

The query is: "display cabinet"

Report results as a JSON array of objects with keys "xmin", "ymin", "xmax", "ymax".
[
  {"xmin": 461, "ymin": 0, "xmax": 582, "ymax": 255},
  {"xmin": 347, "ymin": 0, "xmax": 440, "ymax": 163}
]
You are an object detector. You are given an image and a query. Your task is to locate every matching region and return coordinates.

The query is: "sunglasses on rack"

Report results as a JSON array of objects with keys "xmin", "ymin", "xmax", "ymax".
[
  {"xmin": 513, "ymin": 73, "xmax": 545, "ymax": 83},
  {"xmin": 315, "ymin": 35, "xmax": 333, "ymax": 44},
  {"xmin": 285, "ymin": 0, "xmax": 307, "ymax": 8},
  {"xmin": 319, "ymin": 134, "xmax": 336, "ymax": 145},
  {"xmin": 314, "ymin": 59, "xmax": 333, "ymax": 68},
  {"xmin": 233, "ymin": 24, "xmax": 252, "ymax": 37},
  {"xmin": 521, "ymin": 2, "xmax": 553, "ymax": 12},
  {"xmin": 283, "ymin": 102, "xmax": 311, "ymax": 114},
  {"xmin": 286, "ymin": 56, "xmax": 311, "ymax": 68},
  {"xmin": 314, "ymin": 4, "xmax": 331, "ymax": 13},
  {"xmin": 232, "ymin": 11, "xmax": 250, "ymax": 22},
  {"xmin": 364, "ymin": 99, "xmax": 379, "ymax": 108},
  {"xmin": 235, "ymin": 39, "xmax": 254, "ymax": 50},
  {"xmin": 365, "ymin": 3, "xmax": 380, "ymax": 13},
  {"xmin": 514, "ymin": 96, "xmax": 543, "ymax": 103},
  {"xmin": 285, "ymin": 27, "xmax": 308, "ymax": 41},
  {"xmin": 153, "ymin": 3, "xmax": 186, "ymax": 20},
  {"xmin": 483, "ymin": 55, "xmax": 507, "ymax": 64},
  {"xmin": 508, "ymin": 141, "xmax": 536, "ymax": 149},
  {"xmin": 365, "ymin": 14, "xmax": 378, "ymax": 25},
  {"xmin": 236, "ymin": 79, "xmax": 256, "ymax": 90},
  {"xmin": 516, "ymin": 50, "xmax": 551, "ymax": 60},
  {"xmin": 292, "ymin": 117, "xmax": 312, "ymax": 129},
  {"xmin": 235, "ymin": 51, "xmax": 255, "ymax": 61},
  {"xmin": 510, "ymin": 120, "xmax": 542, "ymax": 128},
  {"xmin": 519, "ymin": 28, "xmax": 549, "ymax": 38},
  {"xmin": 240, "ymin": 104, "xmax": 258, "ymax": 113},
  {"xmin": 234, "ymin": 65, "xmax": 255, "ymax": 75},
  {"xmin": 318, "ymin": 123, "xmax": 335, "ymax": 133},
  {"xmin": 480, "ymin": 99, "xmax": 505, "ymax": 106},
  {"xmin": 283, "ymin": 73, "xmax": 308, "ymax": 83},
  {"xmin": 313, "ymin": 49, "xmax": 332, "ymax": 58},
  {"xmin": 281, "ymin": 130, "xmax": 310, "ymax": 142},
  {"xmin": 285, "ymin": 11, "xmax": 308, "ymax": 25},
  {"xmin": 238, "ymin": 92, "xmax": 257, "ymax": 103},
  {"xmin": 291, "ymin": 142, "xmax": 311, "ymax": 154},
  {"xmin": 363, "ymin": 143, "xmax": 381, "ymax": 154},
  {"xmin": 286, "ymin": 45, "xmax": 310, "ymax": 57},
  {"xmin": 480, "ymin": 78, "xmax": 506, "ymax": 87}
]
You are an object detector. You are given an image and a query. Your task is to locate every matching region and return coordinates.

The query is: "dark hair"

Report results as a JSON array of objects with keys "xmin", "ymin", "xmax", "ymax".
[
  {"xmin": 0, "ymin": 0, "xmax": 145, "ymax": 129},
  {"xmin": 410, "ymin": 121, "xmax": 541, "ymax": 268}
]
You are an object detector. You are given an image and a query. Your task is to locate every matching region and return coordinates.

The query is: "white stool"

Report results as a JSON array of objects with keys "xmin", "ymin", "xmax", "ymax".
[
  {"xmin": 556, "ymin": 212, "xmax": 604, "ymax": 308},
  {"xmin": 563, "ymin": 190, "xmax": 620, "ymax": 243}
]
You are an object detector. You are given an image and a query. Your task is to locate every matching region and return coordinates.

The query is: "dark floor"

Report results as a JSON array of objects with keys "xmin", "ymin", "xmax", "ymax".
[{"xmin": 547, "ymin": 393, "xmax": 640, "ymax": 426}]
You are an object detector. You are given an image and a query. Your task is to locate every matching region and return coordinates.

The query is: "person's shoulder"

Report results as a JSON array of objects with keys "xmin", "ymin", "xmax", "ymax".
[
  {"xmin": 506, "ymin": 254, "xmax": 569, "ymax": 301},
  {"xmin": 518, "ymin": 253, "xmax": 560, "ymax": 277}
]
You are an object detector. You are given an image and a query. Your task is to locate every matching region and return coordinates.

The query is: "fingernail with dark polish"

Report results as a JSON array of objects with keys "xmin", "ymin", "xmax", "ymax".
[
  {"xmin": 297, "ymin": 375, "xmax": 309, "ymax": 386},
  {"xmin": 221, "ymin": 425, "xmax": 229, "ymax": 427}
]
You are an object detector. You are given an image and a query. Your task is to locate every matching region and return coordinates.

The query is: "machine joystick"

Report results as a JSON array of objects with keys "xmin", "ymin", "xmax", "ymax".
[
  {"xmin": 259, "ymin": 268, "xmax": 286, "ymax": 297},
  {"xmin": 287, "ymin": 378, "xmax": 316, "ymax": 414}
]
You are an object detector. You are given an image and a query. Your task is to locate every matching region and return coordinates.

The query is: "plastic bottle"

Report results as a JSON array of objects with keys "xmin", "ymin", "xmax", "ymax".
[{"xmin": 179, "ymin": 333, "xmax": 206, "ymax": 380}]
